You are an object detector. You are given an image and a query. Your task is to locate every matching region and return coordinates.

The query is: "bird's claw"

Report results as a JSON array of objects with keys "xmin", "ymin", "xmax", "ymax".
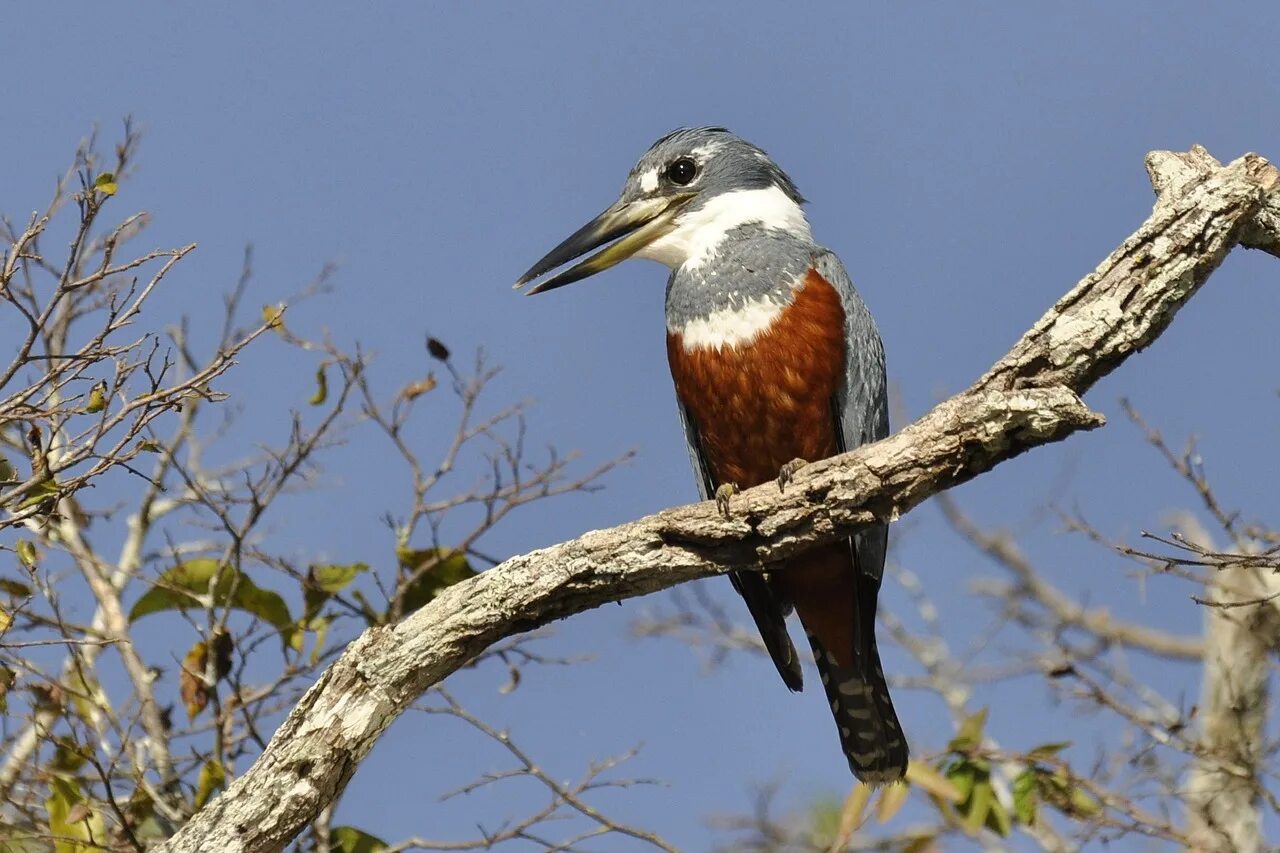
[
  {"xmin": 777, "ymin": 458, "xmax": 809, "ymax": 492},
  {"xmin": 715, "ymin": 482, "xmax": 739, "ymax": 518}
]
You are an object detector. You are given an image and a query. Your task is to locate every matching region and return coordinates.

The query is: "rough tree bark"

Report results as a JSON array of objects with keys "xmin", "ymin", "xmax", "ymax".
[
  {"xmin": 158, "ymin": 148, "xmax": 1279, "ymax": 852},
  {"xmin": 1178, "ymin": 514, "xmax": 1280, "ymax": 853}
]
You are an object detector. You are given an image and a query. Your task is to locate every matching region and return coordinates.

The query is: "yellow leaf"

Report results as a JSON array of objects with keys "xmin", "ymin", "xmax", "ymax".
[
  {"xmin": 0, "ymin": 666, "xmax": 14, "ymax": 713},
  {"xmin": 1067, "ymin": 785, "xmax": 1102, "ymax": 818},
  {"xmin": 875, "ymin": 781, "xmax": 910, "ymax": 824},
  {"xmin": 65, "ymin": 670, "xmax": 107, "ymax": 723},
  {"xmin": 93, "ymin": 172, "xmax": 118, "ymax": 196},
  {"xmin": 84, "ymin": 381, "xmax": 107, "ymax": 413},
  {"xmin": 194, "ymin": 760, "xmax": 226, "ymax": 810},
  {"xmin": 17, "ymin": 539, "xmax": 37, "ymax": 568},
  {"xmin": 828, "ymin": 782, "xmax": 870, "ymax": 852},
  {"xmin": 0, "ymin": 577, "xmax": 31, "ymax": 597},
  {"xmin": 906, "ymin": 759, "xmax": 964, "ymax": 803},
  {"xmin": 309, "ymin": 365, "xmax": 328, "ymax": 406},
  {"xmin": 46, "ymin": 775, "xmax": 105, "ymax": 853},
  {"xmin": 398, "ymin": 373, "xmax": 437, "ymax": 403},
  {"xmin": 330, "ymin": 826, "xmax": 389, "ymax": 853},
  {"xmin": 261, "ymin": 303, "xmax": 287, "ymax": 334},
  {"xmin": 310, "ymin": 616, "xmax": 330, "ymax": 665}
]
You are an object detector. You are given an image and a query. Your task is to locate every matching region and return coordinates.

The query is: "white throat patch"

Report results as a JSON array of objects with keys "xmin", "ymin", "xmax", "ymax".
[
  {"xmin": 635, "ymin": 185, "xmax": 811, "ymax": 271},
  {"xmin": 675, "ymin": 293, "xmax": 787, "ymax": 351}
]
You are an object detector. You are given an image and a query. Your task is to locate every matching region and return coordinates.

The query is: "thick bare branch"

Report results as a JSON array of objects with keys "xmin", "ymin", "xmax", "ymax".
[
  {"xmin": 1178, "ymin": 519, "xmax": 1280, "ymax": 853},
  {"xmin": 159, "ymin": 147, "xmax": 1279, "ymax": 852}
]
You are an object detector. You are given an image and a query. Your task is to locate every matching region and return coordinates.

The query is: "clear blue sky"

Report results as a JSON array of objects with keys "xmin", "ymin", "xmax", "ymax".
[{"xmin": 6, "ymin": 4, "xmax": 1279, "ymax": 849}]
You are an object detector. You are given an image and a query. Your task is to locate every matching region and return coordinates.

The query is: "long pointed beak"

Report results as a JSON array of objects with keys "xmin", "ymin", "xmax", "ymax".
[{"xmin": 514, "ymin": 193, "xmax": 695, "ymax": 295}]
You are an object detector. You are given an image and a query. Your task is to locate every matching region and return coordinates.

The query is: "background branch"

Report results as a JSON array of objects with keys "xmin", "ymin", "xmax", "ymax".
[{"xmin": 158, "ymin": 148, "xmax": 1279, "ymax": 852}]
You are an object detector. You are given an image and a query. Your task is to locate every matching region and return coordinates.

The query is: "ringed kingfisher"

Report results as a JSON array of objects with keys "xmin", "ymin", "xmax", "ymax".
[{"xmin": 515, "ymin": 127, "xmax": 907, "ymax": 783}]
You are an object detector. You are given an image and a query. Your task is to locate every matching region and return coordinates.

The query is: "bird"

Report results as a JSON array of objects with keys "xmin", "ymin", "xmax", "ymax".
[{"xmin": 514, "ymin": 127, "xmax": 907, "ymax": 783}]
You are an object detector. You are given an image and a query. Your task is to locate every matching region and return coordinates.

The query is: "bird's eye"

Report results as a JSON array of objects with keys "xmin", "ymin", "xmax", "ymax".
[{"xmin": 665, "ymin": 157, "xmax": 698, "ymax": 186}]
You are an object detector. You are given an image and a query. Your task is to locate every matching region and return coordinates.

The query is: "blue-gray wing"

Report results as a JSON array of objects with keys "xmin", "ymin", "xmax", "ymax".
[
  {"xmin": 813, "ymin": 250, "xmax": 907, "ymax": 776},
  {"xmin": 674, "ymin": 401, "xmax": 715, "ymax": 503},
  {"xmin": 812, "ymin": 249, "xmax": 889, "ymax": 586}
]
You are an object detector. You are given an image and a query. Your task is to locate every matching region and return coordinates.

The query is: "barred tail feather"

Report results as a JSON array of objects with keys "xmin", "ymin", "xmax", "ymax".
[{"xmin": 809, "ymin": 633, "xmax": 908, "ymax": 784}]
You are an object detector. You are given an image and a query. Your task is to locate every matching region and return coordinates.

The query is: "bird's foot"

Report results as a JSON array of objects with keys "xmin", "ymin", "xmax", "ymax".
[
  {"xmin": 715, "ymin": 482, "xmax": 739, "ymax": 518},
  {"xmin": 777, "ymin": 458, "xmax": 809, "ymax": 492}
]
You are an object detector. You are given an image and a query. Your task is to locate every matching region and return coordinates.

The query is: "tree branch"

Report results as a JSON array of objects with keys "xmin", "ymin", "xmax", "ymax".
[
  {"xmin": 158, "ymin": 147, "xmax": 1279, "ymax": 852},
  {"xmin": 1177, "ymin": 518, "xmax": 1280, "ymax": 852}
]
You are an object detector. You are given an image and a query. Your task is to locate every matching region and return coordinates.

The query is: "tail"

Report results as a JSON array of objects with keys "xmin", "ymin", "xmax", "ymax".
[
  {"xmin": 808, "ymin": 632, "xmax": 908, "ymax": 783},
  {"xmin": 730, "ymin": 571, "xmax": 803, "ymax": 691},
  {"xmin": 772, "ymin": 538, "xmax": 910, "ymax": 782}
]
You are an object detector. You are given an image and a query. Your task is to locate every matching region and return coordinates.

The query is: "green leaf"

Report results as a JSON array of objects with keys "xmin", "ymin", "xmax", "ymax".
[
  {"xmin": 64, "ymin": 670, "xmax": 106, "ymax": 726},
  {"xmin": 330, "ymin": 826, "xmax": 389, "ymax": 853},
  {"xmin": 136, "ymin": 439, "xmax": 163, "ymax": 453},
  {"xmin": 944, "ymin": 760, "xmax": 977, "ymax": 802},
  {"xmin": 129, "ymin": 559, "xmax": 293, "ymax": 639},
  {"xmin": 46, "ymin": 775, "xmax": 105, "ymax": 853},
  {"xmin": 303, "ymin": 562, "xmax": 369, "ymax": 621},
  {"xmin": 1012, "ymin": 770, "xmax": 1038, "ymax": 825},
  {"xmin": 985, "ymin": 796, "xmax": 1012, "ymax": 837},
  {"xmin": 1027, "ymin": 741, "xmax": 1071, "ymax": 760},
  {"xmin": 949, "ymin": 707, "xmax": 989, "ymax": 752},
  {"xmin": 309, "ymin": 365, "xmax": 328, "ymax": 406},
  {"xmin": 194, "ymin": 760, "xmax": 226, "ymax": 810},
  {"xmin": 312, "ymin": 562, "xmax": 369, "ymax": 593},
  {"xmin": 93, "ymin": 172, "xmax": 118, "ymax": 196},
  {"xmin": 1067, "ymin": 785, "xmax": 1102, "ymax": 818},
  {"xmin": 397, "ymin": 548, "xmax": 476, "ymax": 614},
  {"xmin": 963, "ymin": 778, "xmax": 994, "ymax": 835},
  {"xmin": 17, "ymin": 477, "xmax": 59, "ymax": 511},
  {"xmin": 125, "ymin": 790, "xmax": 166, "ymax": 842},
  {"xmin": 0, "ymin": 455, "xmax": 15, "ymax": 483},
  {"xmin": 15, "ymin": 539, "xmax": 37, "ymax": 570},
  {"xmin": 52, "ymin": 736, "xmax": 87, "ymax": 774}
]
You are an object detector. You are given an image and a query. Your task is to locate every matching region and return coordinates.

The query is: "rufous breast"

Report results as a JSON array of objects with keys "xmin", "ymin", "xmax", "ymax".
[{"xmin": 666, "ymin": 268, "xmax": 847, "ymax": 489}]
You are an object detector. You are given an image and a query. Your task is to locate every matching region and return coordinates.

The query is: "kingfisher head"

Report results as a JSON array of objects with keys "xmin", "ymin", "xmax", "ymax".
[{"xmin": 515, "ymin": 127, "xmax": 811, "ymax": 294}]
